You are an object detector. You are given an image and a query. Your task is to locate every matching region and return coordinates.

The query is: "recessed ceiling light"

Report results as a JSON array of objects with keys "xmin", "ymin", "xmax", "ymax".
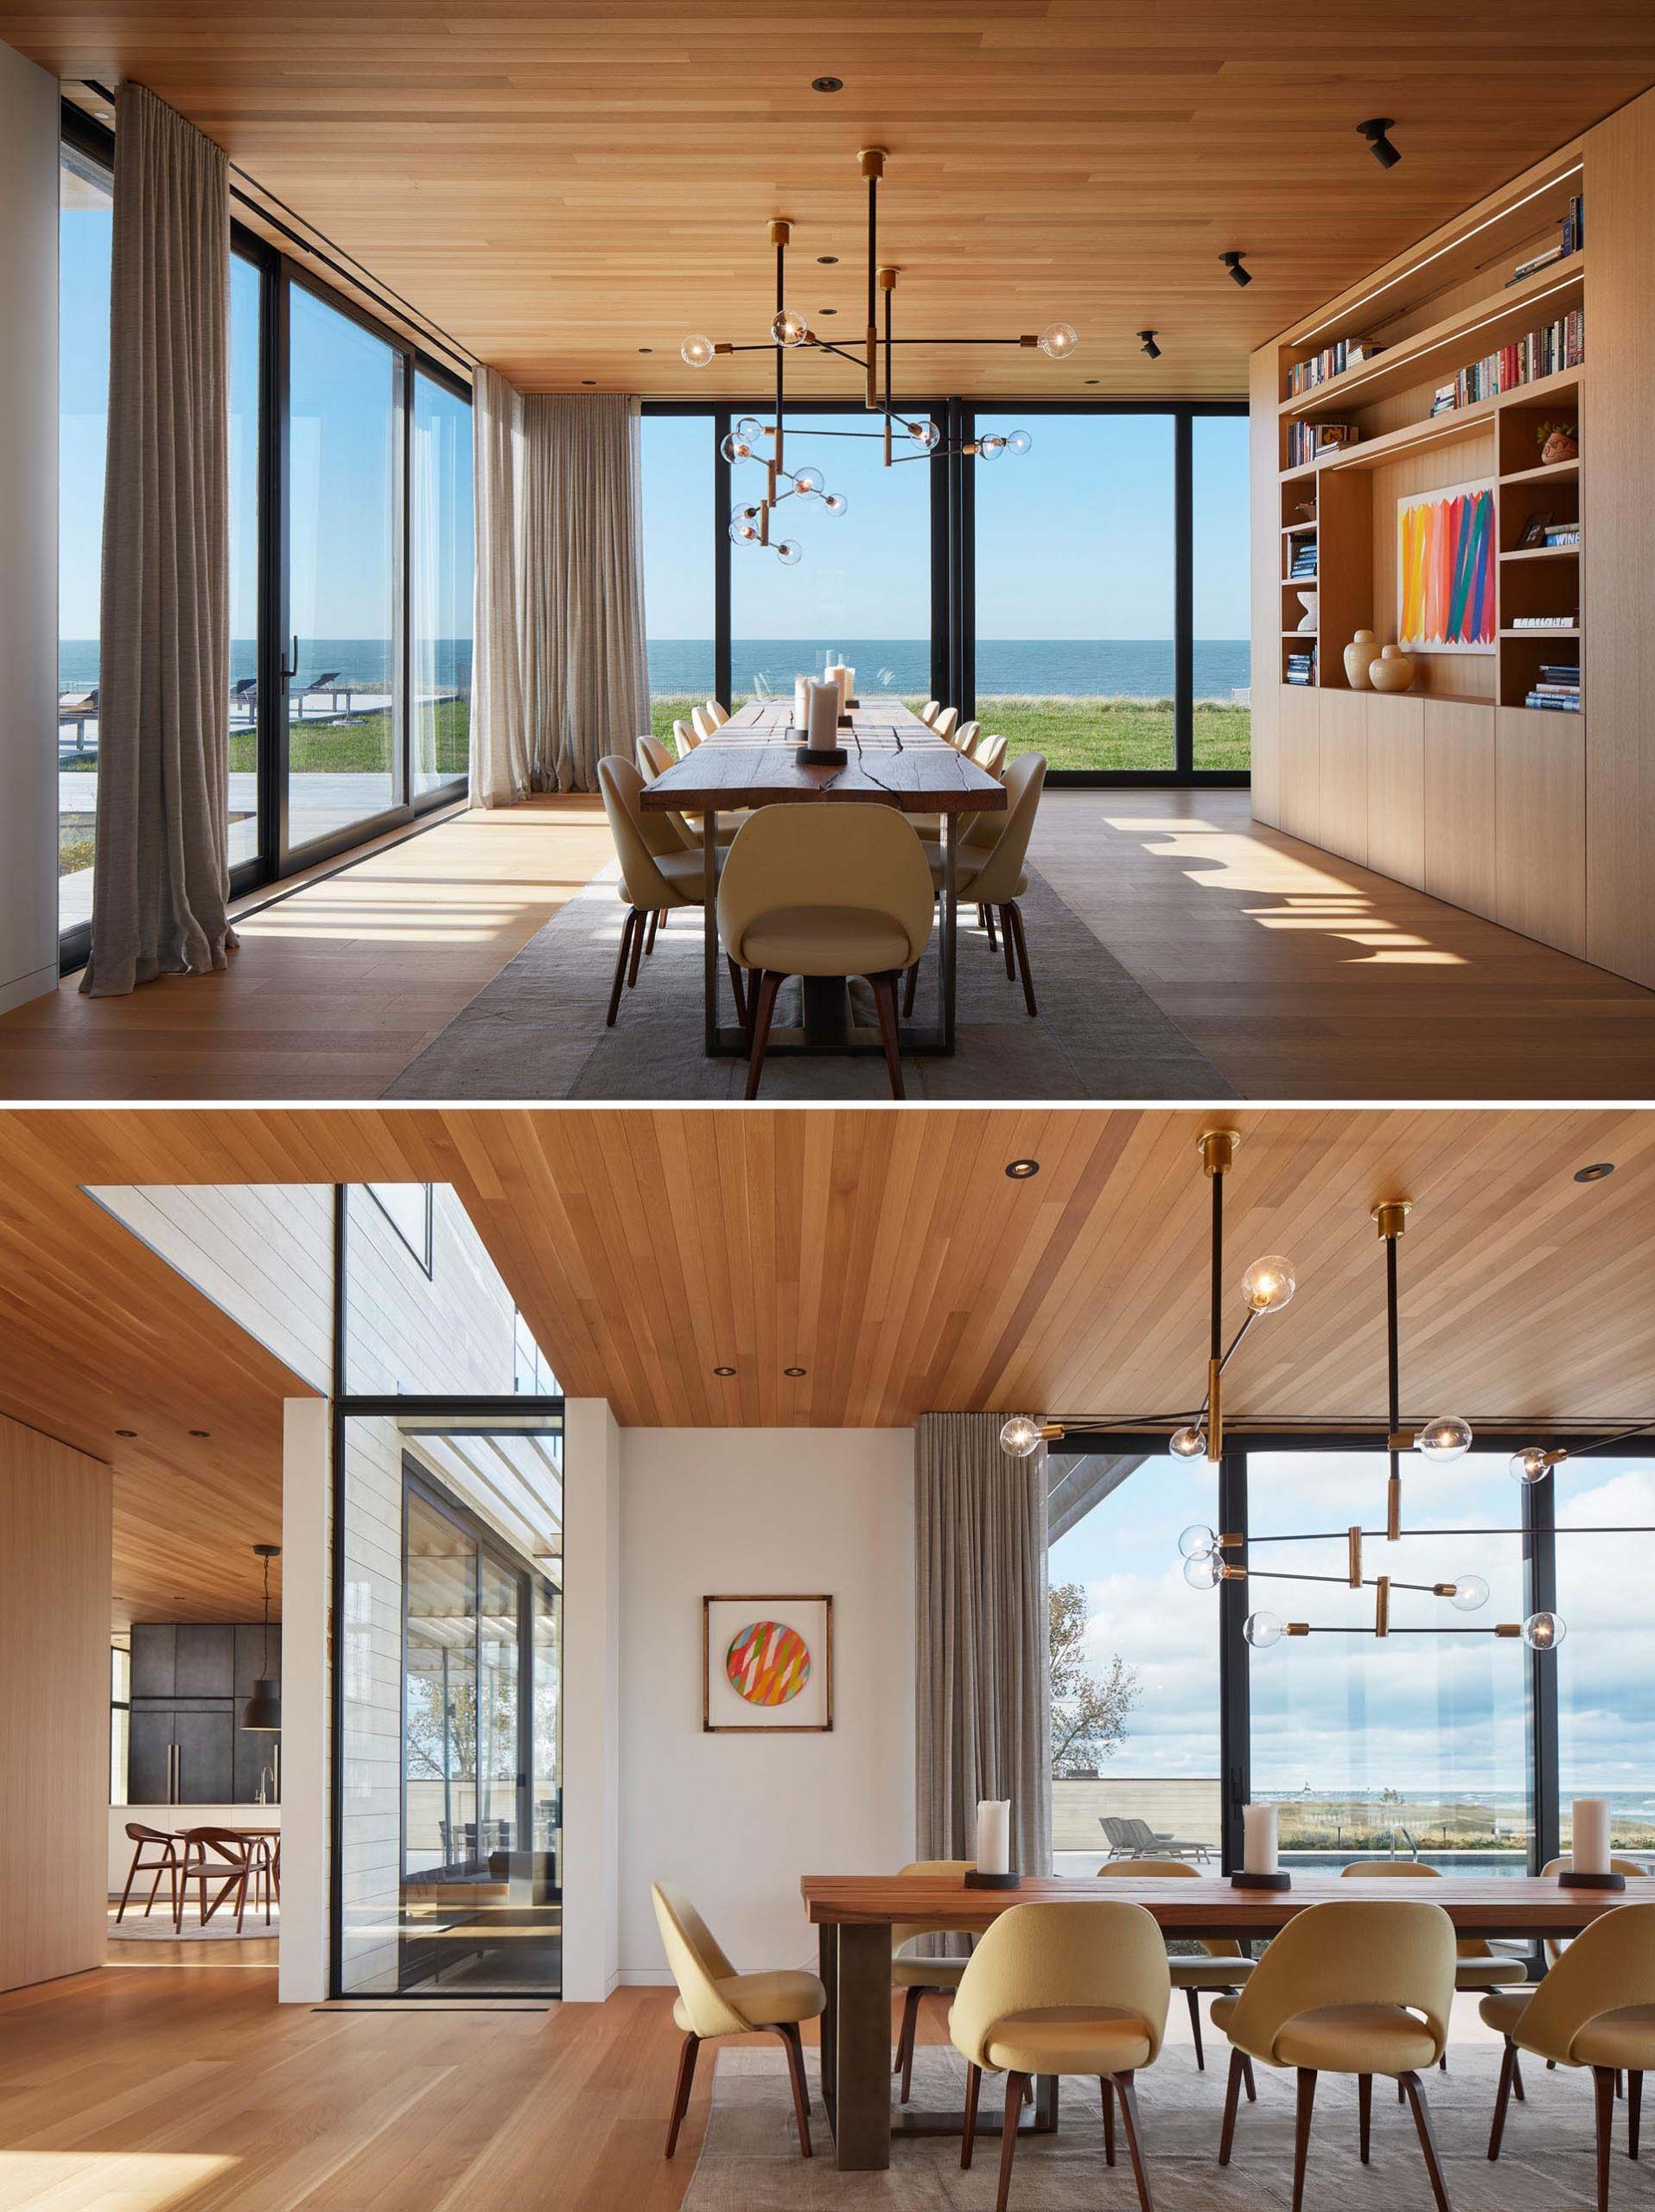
[
  {"xmin": 713, "ymin": 1364, "xmax": 737, "ymax": 1376},
  {"xmin": 116, "ymin": 1428, "xmax": 137, "ymax": 1438},
  {"xmin": 1574, "ymin": 1162, "xmax": 1615, "ymax": 1184},
  {"xmin": 638, "ymin": 346, "xmax": 652, "ymax": 353},
  {"xmin": 784, "ymin": 1365, "xmax": 807, "ymax": 1377},
  {"xmin": 582, "ymin": 378, "xmax": 596, "ymax": 386},
  {"xmin": 1005, "ymin": 1159, "xmax": 1041, "ymax": 1179},
  {"xmin": 818, "ymin": 306, "xmax": 837, "ymax": 315},
  {"xmin": 1084, "ymin": 378, "xmax": 1099, "ymax": 385},
  {"xmin": 812, "ymin": 75, "xmax": 843, "ymax": 93},
  {"xmin": 817, "ymin": 255, "xmax": 839, "ymax": 265},
  {"xmin": 189, "ymin": 1428, "xmax": 210, "ymax": 1439}
]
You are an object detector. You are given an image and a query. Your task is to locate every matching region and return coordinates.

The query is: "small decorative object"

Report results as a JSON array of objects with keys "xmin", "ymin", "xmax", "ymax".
[
  {"xmin": 1233, "ymin": 1801, "xmax": 1291, "ymax": 1891},
  {"xmin": 1520, "ymin": 512, "xmax": 1555, "ymax": 549},
  {"xmin": 703, "ymin": 1595, "xmax": 833, "ymax": 1732},
  {"xmin": 1344, "ymin": 628, "xmax": 1380, "ymax": 689},
  {"xmin": 1560, "ymin": 1796, "xmax": 1626, "ymax": 1889},
  {"xmin": 1538, "ymin": 421, "xmax": 1579, "ymax": 465},
  {"xmin": 798, "ymin": 678, "xmax": 848, "ymax": 767},
  {"xmin": 1369, "ymin": 643, "xmax": 1416, "ymax": 694},
  {"xmin": 1397, "ymin": 479, "xmax": 1495, "ymax": 652},
  {"xmin": 965, "ymin": 1800, "xmax": 1020, "ymax": 1888},
  {"xmin": 1292, "ymin": 499, "xmax": 1316, "ymax": 523},
  {"xmin": 1295, "ymin": 590, "xmax": 1318, "ymax": 633}
]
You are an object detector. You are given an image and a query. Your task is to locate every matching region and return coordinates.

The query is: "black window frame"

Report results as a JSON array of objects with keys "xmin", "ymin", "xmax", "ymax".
[
  {"xmin": 365, "ymin": 1179, "xmax": 436, "ymax": 1277},
  {"xmin": 640, "ymin": 395, "xmax": 1251, "ymax": 788}
]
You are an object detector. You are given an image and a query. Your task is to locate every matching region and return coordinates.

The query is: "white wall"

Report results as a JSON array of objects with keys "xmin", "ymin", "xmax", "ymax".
[
  {"xmin": 0, "ymin": 41, "xmax": 59, "ymax": 1013},
  {"xmin": 563, "ymin": 1397, "xmax": 621, "ymax": 2001},
  {"xmin": 617, "ymin": 1427, "xmax": 914, "ymax": 1982}
]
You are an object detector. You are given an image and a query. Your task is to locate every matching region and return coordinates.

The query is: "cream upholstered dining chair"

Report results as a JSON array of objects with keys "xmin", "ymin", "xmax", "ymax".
[
  {"xmin": 1480, "ymin": 1899, "xmax": 1655, "ymax": 2207},
  {"xmin": 716, "ymin": 804, "xmax": 936, "ymax": 1099},
  {"xmin": 931, "ymin": 705, "xmax": 959, "ymax": 741},
  {"xmin": 652, "ymin": 1881, "xmax": 824, "ymax": 2160},
  {"xmin": 1210, "ymin": 1897, "xmax": 1456, "ymax": 2212},
  {"xmin": 1542, "ymin": 1857, "xmax": 1648, "ymax": 1966},
  {"xmin": 672, "ymin": 715, "xmax": 700, "ymax": 757},
  {"xmin": 950, "ymin": 717, "xmax": 981, "ymax": 753},
  {"xmin": 920, "ymin": 698, "xmax": 942, "ymax": 727},
  {"xmin": 1340, "ymin": 1859, "xmax": 1526, "ymax": 2082},
  {"xmin": 971, "ymin": 732, "xmax": 1008, "ymax": 778},
  {"xmin": 890, "ymin": 1859, "xmax": 975, "ymax": 2103},
  {"xmin": 1097, "ymin": 1858, "xmax": 1254, "ymax": 2075},
  {"xmin": 691, "ymin": 702, "xmax": 719, "ymax": 741},
  {"xmin": 703, "ymin": 697, "xmax": 729, "ymax": 728},
  {"xmin": 908, "ymin": 753, "xmax": 1047, "ymax": 1020},
  {"xmin": 598, "ymin": 756, "xmax": 739, "ymax": 1027},
  {"xmin": 951, "ymin": 1899, "xmax": 1169, "ymax": 2212}
]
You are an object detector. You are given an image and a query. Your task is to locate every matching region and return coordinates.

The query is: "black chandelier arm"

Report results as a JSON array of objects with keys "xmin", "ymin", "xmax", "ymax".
[
  {"xmin": 1287, "ymin": 1625, "xmax": 1521, "ymax": 1637},
  {"xmin": 1234, "ymin": 1565, "xmax": 1460, "ymax": 1595},
  {"xmin": 1558, "ymin": 1416, "xmax": 1655, "ymax": 1460},
  {"xmin": 1384, "ymin": 1222, "xmax": 1404, "ymax": 1540}
]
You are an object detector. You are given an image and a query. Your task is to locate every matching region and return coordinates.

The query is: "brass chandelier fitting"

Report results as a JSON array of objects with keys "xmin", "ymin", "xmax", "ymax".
[{"xmin": 682, "ymin": 149, "xmax": 1079, "ymax": 563}]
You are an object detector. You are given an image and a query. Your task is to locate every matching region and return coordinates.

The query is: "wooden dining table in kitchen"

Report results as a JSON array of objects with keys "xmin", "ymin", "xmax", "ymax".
[
  {"xmin": 638, "ymin": 697, "xmax": 1005, "ymax": 1058},
  {"xmin": 801, "ymin": 1869, "xmax": 1649, "ymax": 2172}
]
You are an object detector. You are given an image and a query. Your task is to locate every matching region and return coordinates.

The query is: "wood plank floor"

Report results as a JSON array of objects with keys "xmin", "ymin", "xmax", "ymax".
[{"xmin": 3, "ymin": 790, "xmax": 1653, "ymax": 1099}]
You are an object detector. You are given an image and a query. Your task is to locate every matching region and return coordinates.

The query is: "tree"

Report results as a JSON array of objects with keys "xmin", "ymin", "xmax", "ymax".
[{"xmin": 1049, "ymin": 1580, "xmax": 1140, "ymax": 1777}]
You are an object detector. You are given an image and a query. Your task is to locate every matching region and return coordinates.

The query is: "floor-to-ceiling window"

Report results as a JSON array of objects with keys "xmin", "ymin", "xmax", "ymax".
[
  {"xmin": 1556, "ymin": 1453, "xmax": 1655, "ymax": 1858},
  {"xmin": 227, "ymin": 250, "xmax": 264, "ymax": 871},
  {"xmin": 973, "ymin": 410, "xmax": 1176, "ymax": 772},
  {"xmin": 640, "ymin": 412, "xmax": 716, "ymax": 746},
  {"xmin": 1191, "ymin": 414, "xmax": 1252, "ymax": 772},
  {"xmin": 411, "ymin": 371, "xmax": 474, "ymax": 800},
  {"xmin": 57, "ymin": 127, "xmax": 114, "ymax": 951},
  {"xmin": 287, "ymin": 285, "xmax": 401, "ymax": 853}
]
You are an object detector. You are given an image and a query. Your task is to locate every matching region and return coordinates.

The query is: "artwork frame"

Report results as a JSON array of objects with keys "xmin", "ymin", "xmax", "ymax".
[
  {"xmin": 1520, "ymin": 511, "xmax": 1554, "ymax": 549},
  {"xmin": 1396, "ymin": 477, "xmax": 1497, "ymax": 653},
  {"xmin": 702, "ymin": 1594, "xmax": 835, "ymax": 1733}
]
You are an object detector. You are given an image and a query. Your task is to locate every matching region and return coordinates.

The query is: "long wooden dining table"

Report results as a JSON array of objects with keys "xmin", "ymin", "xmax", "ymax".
[
  {"xmin": 801, "ymin": 1870, "xmax": 1644, "ymax": 2171},
  {"xmin": 638, "ymin": 698, "xmax": 1005, "ymax": 1058}
]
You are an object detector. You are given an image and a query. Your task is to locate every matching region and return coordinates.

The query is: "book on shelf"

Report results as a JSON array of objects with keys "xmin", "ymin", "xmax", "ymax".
[
  {"xmin": 1284, "ymin": 645, "xmax": 1316, "ymax": 687},
  {"xmin": 1524, "ymin": 691, "xmax": 1582, "ymax": 711},
  {"xmin": 1511, "ymin": 613, "xmax": 1578, "ymax": 628},
  {"xmin": 1289, "ymin": 552, "xmax": 1319, "ymax": 578},
  {"xmin": 1430, "ymin": 384, "xmax": 1458, "ymax": 416},
  {"xmin": 1286, "ymin": 420, "xmax": 1359, "ymax": 467},
  {"xmin": 1543, "ymin": 527, "xmax": 1581, "ymax": 548},
  {"xmin": 1506, "ymin": 192, "xmax": 1584, "ymax": 283},
  {"xmin": 1286, "ymin": 337, "xmax": 1384, "ymax": 397},
  {"xmin": 1435, "ymin": 308, "xmax": 1583, "ymax": 411},
  {"xmin": 1538, "ymin": 664, "xmax": 1581, "ymax": 679}
]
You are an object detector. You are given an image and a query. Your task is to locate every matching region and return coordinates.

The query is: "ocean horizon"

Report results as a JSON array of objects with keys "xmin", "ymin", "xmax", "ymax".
[{"xmin": 59, "ymin": 636, "xmax": 1250, "ymax": 702}]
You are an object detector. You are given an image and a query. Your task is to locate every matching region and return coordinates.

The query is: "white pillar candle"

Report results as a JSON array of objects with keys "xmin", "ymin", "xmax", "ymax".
[
  {"xmin": 792, "ymin": 674, "xmax": 812, "ymax": 730},
  {"xmin": 806, "ymin": 679, "xmax": 841, "ymax": 752},
  {"xmin": 976, "ymin": 1800, "xmax": 1011, "ymax": 1876},
  {"xmin": 1242, "ymin": 1802, "xmax": 1279, "ymax": 1876},
  {"xmin": 1572, "ymin": 1796, "xmax": 1612, "ymax": 1877},
  {"xmin": 839, "ymin": 664, "xmax": 855, "ymax": 709},
  {"xmin": 824, "ymin": 664, "xmax": 845, "ymax": 715}
]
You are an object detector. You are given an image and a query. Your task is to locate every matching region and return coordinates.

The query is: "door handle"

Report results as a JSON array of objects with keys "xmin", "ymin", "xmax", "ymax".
[{"xmin": 279, "ymin": 633, "xmax": 299, "ymax": 684}]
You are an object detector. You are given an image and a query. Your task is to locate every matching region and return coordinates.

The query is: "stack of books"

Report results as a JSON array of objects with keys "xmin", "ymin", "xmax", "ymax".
[
  {"xmin": 1286, "ymin": 338, "xmax": 1383, "ymax": 396},
  {"xmin": 1510, "ymin": 613, "xmax": 1578, "ymax": 629},
  {"xmin": 1287, "ymin": 421, "xmax": 1359, "ymax": 467},
  {"xmin": 1525, "ymin": 663, "xmax": 1581, "ymax": 713},
  {"xmin": 1506, "ymin": 192, "xmax": 1584, "ymax": 284},
  {"xmin": 1542, "ymin": 524, "xmax": 1581, "ymax": 550},
  {"xmin": 1284, "ymin": 647, "xmax": 1316, "ymax": 688},
  {"xmin": 1435, "ymin": 309, "xmax": 1584, "ymax": 410},
  {"xmin": 1288, "ymin": 538, "xmax": 1318, "ymax": 580}
]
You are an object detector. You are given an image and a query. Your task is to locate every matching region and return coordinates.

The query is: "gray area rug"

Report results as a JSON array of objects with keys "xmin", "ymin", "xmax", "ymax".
[
  {"xmin": 683, "ymin": 2040, "xmax": 1616, "ymax": 2209},
  {"xmin": 385, "ymin": 859, "xmax": 1234, "ymax": 1101}
]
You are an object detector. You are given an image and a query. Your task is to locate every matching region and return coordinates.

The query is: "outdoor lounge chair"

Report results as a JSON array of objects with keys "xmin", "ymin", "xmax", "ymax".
[
  {"xmin": 1099, "ymin": 1816, "xmax": 1138, "ymax": 1859},
  {"xmin": 1120, "ymin": 1815, "xmax": 1212, "ymax": 1863}
]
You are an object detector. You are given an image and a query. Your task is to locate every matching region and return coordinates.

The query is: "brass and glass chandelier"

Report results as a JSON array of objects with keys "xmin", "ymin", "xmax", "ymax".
[{"xmin": 682, "ymin": 149, "xmax": 1079, "ymax": 565}]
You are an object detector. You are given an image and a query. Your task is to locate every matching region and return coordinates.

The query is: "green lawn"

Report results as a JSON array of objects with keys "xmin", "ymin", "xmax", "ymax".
[
  {"xmin": 650, "ymin": 694, "xmax": 1250, "ymax": 772},
  {"xmin": 60, "ymin": 702, "xmax": 474, "ymax": 779}
]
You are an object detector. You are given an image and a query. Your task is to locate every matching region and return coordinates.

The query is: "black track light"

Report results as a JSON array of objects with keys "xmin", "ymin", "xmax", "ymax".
[
  {"xmin": 1137, "ymin": 329, "xmax": 1162, "ymax": 359},
  {"xmin": 1219, "ymin": 251, "xmax": 1252, "ymax": 289},
  {"xmin": 1358, "ymin": 117, "xmax": 1402, "ymax": 169}
]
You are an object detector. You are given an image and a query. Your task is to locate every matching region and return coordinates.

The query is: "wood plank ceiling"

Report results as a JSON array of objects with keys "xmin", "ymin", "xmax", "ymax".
[
  {"xmin": 10, "ymin": 3, "xmax": 1655, "ymax": 397},
  {"xmin": 3, "ymin": 1107, "xmax": 1652, "ymax": 1622}
]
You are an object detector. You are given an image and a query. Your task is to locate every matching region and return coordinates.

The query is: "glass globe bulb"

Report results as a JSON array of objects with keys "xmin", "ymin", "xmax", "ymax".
[
  {"xmin": 1241, "ymin": 1255, "xmax": 1297, "ymax": 1314},
  {"xmin": 771, "ymin": 307, "xmax": 810, "ymax": 347},
  {"xmin": 775, "ymin": 540, "xmax": 802, "ymax": 566},
  {"xmin": 1244, "ymin": 1611, "xmax": 1283, "ymax": 1649},
  {"xmin": 728, "ymin": 520, "xmax": 759, "ymax": 545},
  {"xmin": 1183, "ymin": 1551, "xmax": 1223, "ymax": 1591},
  {"xmin": 720, "ymin": 430, "xmax": 754, "ymax": 465},
  {"xmin": 730, "ymin": 501, "xmax": 761, "ymax": 524},
  {"xmin": 736, "ymin": 415, "xmax": 764, "ymax": 440},
  {"xmin": 1450, "ymin": 1574, "xmax": 1489, "ymax": 1612},
  {"xmin": 823, "ymin": 493, "xmax": 848, "ymax": 517},
  {"xmin": 792, "ymin": 465, "xmax": 824, "ymax": 496},
  {"xmin": 1169, "ymin": 1426, "xmax": 1208, "ymax": 1461},
  {"xmin": 1510, "ymin": 1446, "xmax": 1554, "ymax": 1485},
  {"xmin": 978, "ymin": 435, "xmax": 1007, "ymax": 460},
  {"xmin": 908, "ymin": 419, "xmax": 942, "ymax": 452},
  {"xmin": 1416, "ymin": 1414, "xmax": 1473, "ymax": 1463},
  {"xmin": 681, "ymin": 334, "xmax": 716, "ymax": 370},
  {"xmin": 1038, "ymin": 321, "xmax": 1079, "ymax": 359},
  {"xmin": 1005, "ymin": 429, "xmax": 1033, "ymax": 456},
  {"xmin": 1000, "ymin": 1415, "xmax": 1044, "ymax": 1459},
  {"xmin": 1523, "ymin": 1610, "xmax": 1566, "ymax": 1651},
  {"xmin": 1178, "ymin": 1522, "xmax": 1217, "ymax": 1560}
]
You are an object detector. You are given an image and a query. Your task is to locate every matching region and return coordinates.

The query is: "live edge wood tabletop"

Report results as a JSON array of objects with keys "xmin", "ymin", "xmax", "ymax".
[
  {"xmin": 640, "ymin": 698, "xmax": 1006, "ymax": 1058},
  {"xmin": 799, "ymin": 1871, "xmax": 1640, "ymax": 2173}
]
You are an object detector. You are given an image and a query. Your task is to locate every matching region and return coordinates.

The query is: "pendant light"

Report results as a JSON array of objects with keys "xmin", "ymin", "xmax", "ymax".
[{"xmin": 242, "ymin": 1541, "xmax": 282, "ymax": 1732}]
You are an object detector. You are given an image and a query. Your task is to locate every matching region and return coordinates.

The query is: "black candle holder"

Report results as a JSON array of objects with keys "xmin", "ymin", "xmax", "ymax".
[
  {"xmin": 964, "ymin": 1869, "xmax": 1022, "ymax": 1891},
  {"xmin": 1231, "ymin": 1870, "xmax": 1292, "ymax": 1891},
  {"xmin": 1559, "ymin": 1869, "xmax": 1627, "ymax": 1891},
  {"xmin": 794, "ymin": 744, "xmax": 848, "ymax": 766}
]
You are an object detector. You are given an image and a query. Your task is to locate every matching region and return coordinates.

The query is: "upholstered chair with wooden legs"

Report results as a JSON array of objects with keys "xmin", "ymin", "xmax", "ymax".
[
  {"xmin": 716, "ymin": 804, "xmax": 936, "ymax": 1099},
  {"xmin": 598, "ymin": 756, "xmax": 735, "ymax": 1027},
  {"xmin": 931, "ymin": 705, "xmax": 959, "ymax": 741},
  {"xmin": 890, "ymin": 1859, "xmax": 976, "ymax": 2103},
  {"xmin": 950, "ymin": 1898, "xmax": 1169, "ymax": 2212},
  {"xmin": 703, "ymin": 698, "xmax": 729, "ymax": 728},
  {"xmin": 652, "ymin": 1881, "xmax": 825, "ymax": 2161},
  {"xmin": 1211, "ymin": 1897, "xmax": 1456, "ymax": 2212},
  {"xmin": 691, "ymin": 702, "xmax": 719, "ymax": 741},
  {"xmin": 908, "ymin": 753, "xmax": 1047, "ymax": 1019},
  {"xmin": 1480, "ymin": 1900, "xmax": 1655, "ymax": 2210},
  {"xmin": 1341, "ymin": 1859, "xmax": 1526, "ymax": 2095},
  {"xmin": 920, "ymin": 699, "xmax": 942, "ymax": 727},
  {"xmin": 1541, "ymin": 1858, "xmax": 1648, "ymax": 1966},
  {"xmin": 672, "ymin": 717, "xmax": 700, "ymax": 759},
  {"xmin": 971, "ymin": 732, "xmax": 1007, "ymax": 777},
  {"xmin": 1097, "ymin": 1858, "xmax": 1254, "ymax": 2075},
  {"xmin": 950, "ymin": 717, "xmax": 981, "ymax": 754}
]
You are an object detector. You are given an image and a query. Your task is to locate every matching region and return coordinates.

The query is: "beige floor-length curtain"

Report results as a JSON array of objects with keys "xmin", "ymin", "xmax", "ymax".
[
  {"xmin": 82, "ymin": 82, "xmax": 235, "ymax": 995},
  {"xmin": 916, "ymin": 1414, "xmax": 1053, "ymax": 1878},
  {"xmin": 469, "ymin": 383, "xmax": 649, "ymax": 802}
]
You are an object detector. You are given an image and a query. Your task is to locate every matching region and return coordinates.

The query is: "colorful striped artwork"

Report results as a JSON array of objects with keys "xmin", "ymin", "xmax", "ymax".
[
  {"xmin": 1397, "ymin": 480, "xmax": 1496, "ymax": 652},
  {"xmin": 725, "ymin": 1619, "xmax": 812, "ymax": 1707}
]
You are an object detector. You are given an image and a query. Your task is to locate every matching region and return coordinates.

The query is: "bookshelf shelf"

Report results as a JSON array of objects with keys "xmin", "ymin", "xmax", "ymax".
[
  {"xmin": 1500, "ymin": 456, "xmax": 1581, "ymax": 487},
  {"xmin": 1503, "ymin": 626, "xmax": 1581, "ymax": 638},
  {"xmin": 1500, "ymin": 544, "xmax": 1579, "ymax": 563}
]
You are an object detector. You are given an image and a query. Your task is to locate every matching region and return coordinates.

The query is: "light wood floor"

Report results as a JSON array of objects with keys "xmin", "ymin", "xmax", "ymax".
[{"xmin": 3, "ymin": 790, "xmax": 1653, "ymax": 1099}]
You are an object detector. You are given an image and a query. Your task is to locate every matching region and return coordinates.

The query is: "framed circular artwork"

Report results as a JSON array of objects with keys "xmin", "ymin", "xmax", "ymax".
[
  {"xmin": 725, "ymin": 1618, "xmax": 812, "ymax": 1707},
  {"xmin": 703, "ymin": 1595, "xmax": 835, "ymax": 1732}
]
